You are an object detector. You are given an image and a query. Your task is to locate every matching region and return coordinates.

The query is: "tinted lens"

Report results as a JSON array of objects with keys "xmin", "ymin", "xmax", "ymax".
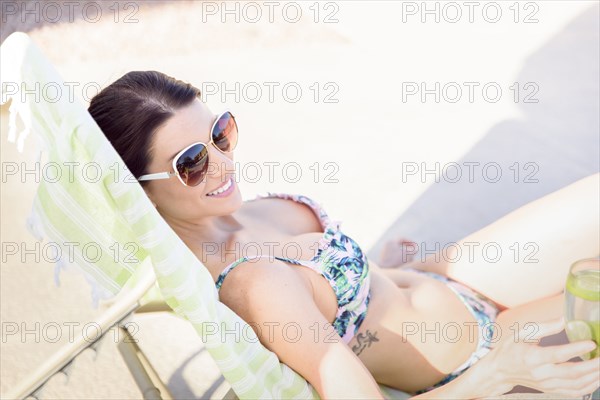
[
  {"xmin": 212, "ymin": 112, "xmax": 238, "ymax": 153},
  {"xmin": 176, "ymin": 143, "xmax": 209, "ymax": 186}
]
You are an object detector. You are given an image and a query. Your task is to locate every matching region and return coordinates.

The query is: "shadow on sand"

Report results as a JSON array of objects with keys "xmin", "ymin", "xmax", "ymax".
[{"xmin": 368, "ymin": 3, "xmax": 599, "ymax": 260}]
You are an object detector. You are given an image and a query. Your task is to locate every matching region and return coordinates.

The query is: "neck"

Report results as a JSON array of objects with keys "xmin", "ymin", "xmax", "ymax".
[{"xmin": 162, "ymin": 211, "xmax": 246, "ymax": 257}]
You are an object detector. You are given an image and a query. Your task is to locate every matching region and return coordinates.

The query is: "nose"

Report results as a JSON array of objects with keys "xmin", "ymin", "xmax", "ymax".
[{"xmin": 207, "ymin": 143, "xmax": 234, "ymax": 179}]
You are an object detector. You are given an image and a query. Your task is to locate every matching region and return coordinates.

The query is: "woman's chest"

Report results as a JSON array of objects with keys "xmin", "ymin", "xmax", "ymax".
[
  {"xmin": 200, "ymin": 219, "xmax": 332, "ymax": 289},
  {"xmin": 200, "ymin": 198, "xmax": 357, "ymax": 325},
  {"xmin": 234, "ymin": 198, "xmax": 326, "ymax": 260}
]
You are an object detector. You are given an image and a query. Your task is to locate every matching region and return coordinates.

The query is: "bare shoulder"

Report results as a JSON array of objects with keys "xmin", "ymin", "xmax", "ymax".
[
  {"xmin": 217, "ymin": 256, "xmax": 314, "ymax": 324},
  {"xmin": 217, "ymin": 256, "xmax": 331, "ymax": 355},
  {"xmin": 216, "ymin": 252, "xmax": 383, "ymax": 399},
  {"xmin": 242, "ymin": 195, "xmax": 322, "ymax": 235},
  {"xmin": 217, "ymin": 256, "xmax": 351, "ymax": 396}
]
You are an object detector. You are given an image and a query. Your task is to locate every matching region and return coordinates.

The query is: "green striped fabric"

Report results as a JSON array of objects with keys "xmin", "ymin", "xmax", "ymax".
[{"xmin": 1, "ymin": 32, "xmax": 406, "ymax": 400}]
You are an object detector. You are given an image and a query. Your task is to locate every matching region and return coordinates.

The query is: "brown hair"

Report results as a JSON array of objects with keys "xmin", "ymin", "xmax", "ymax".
[{"xmin": 88, "ymin": 71, "xmax": 201, "ymax": 185}]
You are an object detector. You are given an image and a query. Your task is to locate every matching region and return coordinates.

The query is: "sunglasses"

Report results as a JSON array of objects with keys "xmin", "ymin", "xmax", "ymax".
[{"xmin": 137, "ymin": 111, "xmax": 238, "ymax": 187}]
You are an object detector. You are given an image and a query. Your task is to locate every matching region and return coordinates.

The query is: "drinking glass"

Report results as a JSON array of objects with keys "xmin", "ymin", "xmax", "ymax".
[{"xmin": 565, "ymin": 257, "xmax": 600, "ymax": 400}]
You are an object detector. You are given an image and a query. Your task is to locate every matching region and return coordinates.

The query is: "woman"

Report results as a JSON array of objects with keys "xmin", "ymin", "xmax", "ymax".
[{"xmin": 88, "ymin": 70, "xmax": 599, "ymax": 399}]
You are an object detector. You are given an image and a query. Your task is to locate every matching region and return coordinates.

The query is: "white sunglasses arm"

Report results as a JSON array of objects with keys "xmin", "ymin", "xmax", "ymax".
[{"xmin": 137, "ymin": 172, "xmax": 177, "ymax": 181}]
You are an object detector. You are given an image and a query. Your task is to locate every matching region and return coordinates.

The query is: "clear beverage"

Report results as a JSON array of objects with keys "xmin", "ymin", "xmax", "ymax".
[{"xmin": 564, "ymin": 258, "xmax": 600, "ymax": 400}]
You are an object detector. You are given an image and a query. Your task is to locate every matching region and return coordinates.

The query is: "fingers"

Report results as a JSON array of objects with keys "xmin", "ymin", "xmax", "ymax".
[
  {"xmin": 527, "ymin": 364, "xmax": 599, "ymax": 397},
  {"xmin": 553, "ymin": 357, "xmax": 600, "ymax": 379},
  {"xmin": 540, "ymin": 374, "xmax": 599, "ymax": 399},
  {"xmin": 517, "ymin": 317, "xmax": 565, "ymax": 342},
  {"xmin": 535, "ymin": 340, "xmax": 599, "ymax": 364},
  {"xmin": 523, "ymin": 346, "xmax": 600, "ymax": 398},
  {"xmin": 506, "ymin": 319, "xmax": 599, "ymax": 397},
  {"xmin": 578, "ymin": 380, "xmax": 600, "ymax": 398}
]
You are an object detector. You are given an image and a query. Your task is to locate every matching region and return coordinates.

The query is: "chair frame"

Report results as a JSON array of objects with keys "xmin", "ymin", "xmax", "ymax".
[{"xmin": 5, "ymin": 270, "xmax": 239, "ymax": 400}]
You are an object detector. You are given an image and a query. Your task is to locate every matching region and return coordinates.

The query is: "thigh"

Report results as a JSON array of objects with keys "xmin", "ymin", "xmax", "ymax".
[{"xmin": 447, "ymin": 173, "xmax": 599, "ymax": 308}]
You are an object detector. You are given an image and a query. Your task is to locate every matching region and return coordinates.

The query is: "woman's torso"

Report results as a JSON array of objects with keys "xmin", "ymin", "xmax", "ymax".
[{"xmin": 195, "ymin": 193, "xmax": 482, "ymax": 393}]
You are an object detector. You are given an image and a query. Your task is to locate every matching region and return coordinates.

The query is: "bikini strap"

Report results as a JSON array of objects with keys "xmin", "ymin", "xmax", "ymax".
[{"xmin": 215, "ymin": 254, "xmax": 317, "ymax": 291}]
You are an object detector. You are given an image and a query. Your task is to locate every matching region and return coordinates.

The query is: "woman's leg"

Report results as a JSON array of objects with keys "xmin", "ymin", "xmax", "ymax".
[{"xmin": 445, "ymin": 173, "xmax": 599, "ymax": 309}]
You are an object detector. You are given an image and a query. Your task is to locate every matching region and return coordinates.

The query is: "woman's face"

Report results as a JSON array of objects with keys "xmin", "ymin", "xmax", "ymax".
[{"xmin": 143, "ymin": 98, "xmax": 242, "ymax": 221}]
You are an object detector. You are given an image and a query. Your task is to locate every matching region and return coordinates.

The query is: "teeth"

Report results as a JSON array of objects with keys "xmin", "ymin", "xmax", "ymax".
[{"xmin": 207, "ymin": 178, "xmax": 232, "ymax": 196}]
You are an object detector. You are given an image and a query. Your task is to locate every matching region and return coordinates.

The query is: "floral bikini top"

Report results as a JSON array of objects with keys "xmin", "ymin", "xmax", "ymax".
[{"xmin": 214, "ymin": 192, "xmax": 372, "ymax": 344}]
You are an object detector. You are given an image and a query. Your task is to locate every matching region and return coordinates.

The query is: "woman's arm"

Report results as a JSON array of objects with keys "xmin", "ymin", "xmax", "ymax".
[
  {"xmin": 409, "ymin": 318, "xmax": 599, "ymax": 399},
  {"xmin": 220, "ymin": 257, "xmax": 386, "ymax": 399},
  {"xmin": 407, "ymin": 358, "xmax": 488, "ymax": 399}
]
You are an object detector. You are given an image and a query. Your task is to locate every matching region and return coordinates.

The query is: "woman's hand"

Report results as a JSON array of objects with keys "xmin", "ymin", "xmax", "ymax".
[
  {"xmin": 474, "ymin": 317, "xmax": 600, "ymax": 398},
  {"xmin": 377, "ymin": 237, "xmax": 418, "ymax": 268}
]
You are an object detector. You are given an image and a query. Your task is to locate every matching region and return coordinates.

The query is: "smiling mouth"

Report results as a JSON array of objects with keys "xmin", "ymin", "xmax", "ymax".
[{"xmin": 206, "ymin": 177, "xmax": 233, "ymax": 196}]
